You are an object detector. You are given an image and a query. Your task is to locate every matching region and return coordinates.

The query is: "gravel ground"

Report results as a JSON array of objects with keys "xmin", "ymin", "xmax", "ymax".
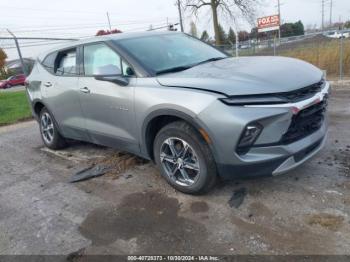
[{"xmin": 0, "ymin": 86, "xmax": 349, "ymax": 256}]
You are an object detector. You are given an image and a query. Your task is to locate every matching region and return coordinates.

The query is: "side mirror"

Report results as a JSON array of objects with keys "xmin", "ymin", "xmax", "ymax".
[
  {"xmin": 125, "ymin": 67, "xmax": 135, "ymax": 76},
  {"xmin": 94, "ymin": 75, "xmax": 130, "ymax": 86}
]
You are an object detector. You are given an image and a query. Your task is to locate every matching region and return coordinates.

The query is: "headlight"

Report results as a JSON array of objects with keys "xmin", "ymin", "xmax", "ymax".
[
  {"xmin": 237, "ymin": 123, "xmax": 263, "ymax": 154},
  {"xmin": 220, "ymin": 95, "xmax": 288, "ymax": 106}
]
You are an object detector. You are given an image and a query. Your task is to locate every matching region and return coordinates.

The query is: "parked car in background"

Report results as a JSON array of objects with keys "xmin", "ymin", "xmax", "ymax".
[
  {"xmin": 0, "ymin": 74, "xmax": 26, "ymax": 89},
  {"xmin": 324, "ymin": 31, "xmax": 350, "ymax": 39},
  {"xmin": 26, "ymin": 32, "xmax": 329, "ymax": 194}
]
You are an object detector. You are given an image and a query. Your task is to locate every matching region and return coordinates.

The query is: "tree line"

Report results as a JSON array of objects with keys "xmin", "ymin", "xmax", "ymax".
[{"xmin": 189, "ymin": 20, "xmax": 306, "ymax": 45}]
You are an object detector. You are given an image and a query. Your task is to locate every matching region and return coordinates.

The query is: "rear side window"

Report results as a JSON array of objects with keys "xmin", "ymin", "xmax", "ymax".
[
  {"xmin": 41, "ymin": 52, "xmax": 57, "ymax": 74},
  {"xmin": 55, "ymin": 49, "xmax": 77, "ymax": 76}
]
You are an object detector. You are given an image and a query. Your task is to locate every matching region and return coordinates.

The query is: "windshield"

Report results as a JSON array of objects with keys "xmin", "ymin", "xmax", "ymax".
[{"xmin": 116, "ymin": 33, "xmax": 227, "ymax": 75}]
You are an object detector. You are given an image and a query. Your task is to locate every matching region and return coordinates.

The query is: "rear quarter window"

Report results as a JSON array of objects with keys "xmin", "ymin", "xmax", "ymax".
[
  {"xmin": 41, "ymin": 52, "xmax": 57, "ymax": 74},
  {"xmin": 55, "ymin": 49, "xmax": 77, "ymax": 76}
]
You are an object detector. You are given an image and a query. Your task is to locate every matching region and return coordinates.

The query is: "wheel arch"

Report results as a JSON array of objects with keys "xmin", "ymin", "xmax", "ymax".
[
  {"xmin": 32, "ymin": 100, "xmax": 45, "ymax": 119},
  {"xmin": 32, "ymin": 99, "xmax": 63, "ymax": 134},
  {"xmin": 141, "ymin": 109, "xmax": 218, "ymax": 162}
]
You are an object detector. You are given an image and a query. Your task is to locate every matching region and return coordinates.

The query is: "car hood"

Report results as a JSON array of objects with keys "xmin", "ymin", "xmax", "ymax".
[{"xmin": 156, "ymin": 56, "xmax": 323, "ymax": 96}]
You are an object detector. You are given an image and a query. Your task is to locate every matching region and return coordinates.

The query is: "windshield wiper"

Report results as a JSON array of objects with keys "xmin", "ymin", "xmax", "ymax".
[
  {"xmin": 156, "ymin": 57, "xmax": 227, "ymax": 75},
  {"xmin": 156, "ymin": 65, "xmax": 193, "ymax": 75},
  {"xmin": 193, "ymin": 57, "xmax": 227, "ymax": 67}
]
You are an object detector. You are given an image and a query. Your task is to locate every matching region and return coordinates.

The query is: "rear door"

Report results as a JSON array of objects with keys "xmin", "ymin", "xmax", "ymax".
[
  {"xmin": 78, "ymin": 42, "xmax": 138, "ymax": 153},
  {"xmin": 41, "ymin": 48, "xmax": 88, "ymax": 140}
]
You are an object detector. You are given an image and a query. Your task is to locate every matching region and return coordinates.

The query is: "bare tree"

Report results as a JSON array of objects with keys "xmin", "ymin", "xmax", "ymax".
[{"xmin": 185, "ymin": 0, "xmax": 260, "ymax": 45}]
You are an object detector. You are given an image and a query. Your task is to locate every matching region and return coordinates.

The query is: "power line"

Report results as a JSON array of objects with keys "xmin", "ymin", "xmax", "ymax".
[
  {"xmin": 2, "ymin": 41, "xmax": 74, "ymax": 49},
  {"xmin": 0, "ymin": 5, "xmax": 118, "ymax": 15},
  {"xmin": 147, "ymin": 23, "xmax": 179, "ymax": 31},
  {"xmin": 126, "ymin": 22, "xmax": 173, "ymax": 32},
  {"xmin": 1, "ymin": 18, "xmax": 178, "ymax": 33},
  {"xmin": 0, "ymin": 37, "xmax": 77, "ymax": 41},
  {"xmin": 1, "ymin": 20, "xmax": 175, "ymax": 47}
]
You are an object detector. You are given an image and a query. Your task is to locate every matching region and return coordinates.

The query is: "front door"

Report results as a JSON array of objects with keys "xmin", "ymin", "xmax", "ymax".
[{"xmin": 78, "ymin": 42, "xmax": 139, "ymax": 153}]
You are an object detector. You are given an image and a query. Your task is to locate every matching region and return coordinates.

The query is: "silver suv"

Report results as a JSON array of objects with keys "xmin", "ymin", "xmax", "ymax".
[{"xmin": 26, "ymin": 32, "xmax": 329, "ymax": 194}]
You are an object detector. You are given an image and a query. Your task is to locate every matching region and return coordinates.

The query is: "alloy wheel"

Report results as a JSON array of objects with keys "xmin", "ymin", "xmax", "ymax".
[
  {"xmin": 159, "ymin": 137, "xmax": 200, "ymax": 186},
  {"xmin": 40, "ymin": 112, "xmax": 54, "ymax": 144}
]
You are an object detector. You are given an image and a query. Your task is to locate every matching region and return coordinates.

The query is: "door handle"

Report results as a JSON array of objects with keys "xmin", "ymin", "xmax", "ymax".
[
  {"xmin": 44, "ymin": 82, "xmax": 52, "ymax": 87},
  {"xmin": 80, "ymin": 87, "xmax": 90, "ymax": 94}
]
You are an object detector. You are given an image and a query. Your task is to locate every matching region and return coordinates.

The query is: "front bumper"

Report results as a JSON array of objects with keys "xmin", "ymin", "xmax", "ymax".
[
  {"xmin": 197, "ymin": 82, "xmax": 330, "ymax": 179},
  {"xmin": 217, "ymin": 127, "xmax": 327, "ymax": 179}
]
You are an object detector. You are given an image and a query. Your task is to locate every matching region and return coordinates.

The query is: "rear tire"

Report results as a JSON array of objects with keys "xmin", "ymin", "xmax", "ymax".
[
  {"xmin": 153, "ymin": 121, "xmax": 217, "ymax": 194},
  {"xmin": 39, "ymin": 107, "xmax": 67, "ymax": 150}
]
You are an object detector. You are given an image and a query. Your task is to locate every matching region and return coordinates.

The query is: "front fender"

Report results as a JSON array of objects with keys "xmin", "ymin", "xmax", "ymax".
[{"xmin": 140, "ymin": 108, "xmax": 220, "ymax": 163}]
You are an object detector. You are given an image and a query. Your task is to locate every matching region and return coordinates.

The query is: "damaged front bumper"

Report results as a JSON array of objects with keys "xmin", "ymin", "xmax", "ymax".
[{"xmin": 198, "ymin": 82, "xmax": 330, "ymax": 179}]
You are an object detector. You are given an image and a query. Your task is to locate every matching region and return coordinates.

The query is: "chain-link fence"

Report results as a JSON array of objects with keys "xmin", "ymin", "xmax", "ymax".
[
  {"xmin": 1, "ymin": 30, "xmax": 350, "ymax": 81},
  {"xmin": 217, "ymin": 31, "xmax": 350, "ymax": 80}
]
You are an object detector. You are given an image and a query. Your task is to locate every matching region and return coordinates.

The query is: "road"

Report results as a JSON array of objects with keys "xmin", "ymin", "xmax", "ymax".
[
  {"xmin": 0, "ymin": 85, "xmax": 25, "ymax": 93},
  {"xmin": 0, "ymin": 87, "xmax": 349, "ymax": 256}
]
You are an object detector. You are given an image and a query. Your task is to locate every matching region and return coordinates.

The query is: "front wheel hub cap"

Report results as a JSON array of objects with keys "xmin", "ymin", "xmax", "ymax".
[{"xmin": 160, "ymin": 137, "xmax": 200, "ymax": 187}]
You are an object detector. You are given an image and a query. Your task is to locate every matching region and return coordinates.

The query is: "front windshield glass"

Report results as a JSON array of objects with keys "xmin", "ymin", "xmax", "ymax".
[{"xmin": 116, "ymin": 33, "xmax": 227, "ymax": 74}]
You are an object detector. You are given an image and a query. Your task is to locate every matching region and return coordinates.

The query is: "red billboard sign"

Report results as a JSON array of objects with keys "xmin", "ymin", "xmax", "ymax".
[{"xmin": 257, "ymin": 15, "xmax": 280, "ymax": 32}]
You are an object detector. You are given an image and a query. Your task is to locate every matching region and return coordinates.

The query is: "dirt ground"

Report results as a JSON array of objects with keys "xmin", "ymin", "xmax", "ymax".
[{"xmin": 0, "ymin": 85, "xmax": 350, "ymax": 257}]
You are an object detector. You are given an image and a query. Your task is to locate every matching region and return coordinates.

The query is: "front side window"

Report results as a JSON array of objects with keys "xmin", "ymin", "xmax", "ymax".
[{"xmin": 84, "ymin": 43, "xmax": 122, "ymax": 76}]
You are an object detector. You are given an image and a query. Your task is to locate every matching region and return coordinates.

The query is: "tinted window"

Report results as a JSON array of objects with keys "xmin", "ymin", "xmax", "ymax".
[
  {"xmin": 117, "ymin": 34, "xmax": 227, "ymax": 74},
  {"xmin": 42, "ymin": 52, "xmax": 57, "ymax": 74},
  {"xmin": 84, "ymin": 43, "xmax": 122, "ymax": 76},
  {"xmin": 55, "ymin": 49, "xmax": 77, "ymax": 76}
]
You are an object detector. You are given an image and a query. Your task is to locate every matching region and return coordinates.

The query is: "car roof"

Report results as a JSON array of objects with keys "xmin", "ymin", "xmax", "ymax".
[{"xmin": 38, "ymin": 31, "xmax": 183, "ymax": 61}]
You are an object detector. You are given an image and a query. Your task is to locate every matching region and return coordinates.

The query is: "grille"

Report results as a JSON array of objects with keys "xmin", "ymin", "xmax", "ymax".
[
  {"xmin": 277, "ymin": 80, "xmax": 325, "ymax": 102},
  {"xmin": 281, "ymin": 97, "xmax": 328, "ymax": 144}
]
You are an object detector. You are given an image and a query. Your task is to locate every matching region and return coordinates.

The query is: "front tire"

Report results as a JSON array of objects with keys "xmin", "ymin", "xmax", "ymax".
[
  {"xmin": 39, "ymin": 107, "xmax": 67, "ymax": 150},
  {"xmin": 154, "ymin": 121, "xmax": 217, "ymax": 194}
]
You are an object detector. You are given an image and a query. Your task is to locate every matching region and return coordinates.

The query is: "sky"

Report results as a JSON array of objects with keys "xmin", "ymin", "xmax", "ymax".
[{"xmin": 0, "ymin": 0, "xmax": 349, "ymax": 60}]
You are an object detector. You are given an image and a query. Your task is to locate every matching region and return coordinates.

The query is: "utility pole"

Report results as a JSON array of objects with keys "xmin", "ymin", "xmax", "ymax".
[
  {"xmin": 6, "ymin": 29, "xmax": 26, "ymax": 76},
  {"xmin": 277, "ymin": 0, "xmax": 281, "ymax": 42},
  {"xmin": 339, "ymin": 23, "xmax": 344, "ymax": 80},
  {"xmin": 321, "ymin": 0, "xmax": 325, "ymax": 31},
  {"xmin": 176, "ymin": 0, "xmax": 184, "ymax": 32},
  {"xmin": 329, "ymin": 0, "xmax": 333, "ymax": 26},
  {"xmin": 106, "ymin": 12, "xmax": 112, "ymax": 31}
]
